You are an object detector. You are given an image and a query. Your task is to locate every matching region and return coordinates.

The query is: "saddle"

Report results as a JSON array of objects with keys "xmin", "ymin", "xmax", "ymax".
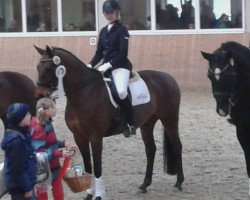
[{"xmin": 103, "ymin": 70, "xmax": 150, "ymax": 108}]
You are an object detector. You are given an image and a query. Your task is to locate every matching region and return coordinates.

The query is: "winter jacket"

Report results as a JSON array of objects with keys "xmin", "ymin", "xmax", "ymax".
[
  {"xmin": 1, "ymin": 127, "xmax": 37, "ymax": 195},
  {"xmin": 30, "ymin": 117, "xmax": 65, "ymax": 180},
  {"xmin": 90, "ymin": 20, "xmax": 132, "ymax": 70}
]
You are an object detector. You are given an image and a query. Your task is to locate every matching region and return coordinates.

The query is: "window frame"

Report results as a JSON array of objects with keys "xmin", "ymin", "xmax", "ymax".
[{"xmin": 0, "ymin": 0, "xmax": 245, "ymax": 38}]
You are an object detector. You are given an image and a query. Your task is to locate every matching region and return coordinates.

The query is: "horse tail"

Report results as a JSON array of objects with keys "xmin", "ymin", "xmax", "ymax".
[{"xmin": 163, "ymin": 128, "xmax": 177, "ymax": 175}]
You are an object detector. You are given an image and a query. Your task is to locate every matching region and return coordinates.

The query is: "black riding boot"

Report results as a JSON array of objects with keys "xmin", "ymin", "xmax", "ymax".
[{"xmin": 120, "ymin": 96, "xmax": 136, "ymax": 136}]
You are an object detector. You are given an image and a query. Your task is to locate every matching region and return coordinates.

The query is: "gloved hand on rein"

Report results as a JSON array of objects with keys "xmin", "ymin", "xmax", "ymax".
[
  {"xmin": 86, "ymin": 63, "xmax": 92, "ymax": 68},
  {"xmin": 98, "ymin": 62, "xmax": 112, "ymax": 73}
]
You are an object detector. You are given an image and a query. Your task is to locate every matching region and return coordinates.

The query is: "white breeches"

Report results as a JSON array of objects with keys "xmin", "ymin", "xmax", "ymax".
[{"xmin": 112, "ymin": 68, "xmax": 130, "ymax": 100}]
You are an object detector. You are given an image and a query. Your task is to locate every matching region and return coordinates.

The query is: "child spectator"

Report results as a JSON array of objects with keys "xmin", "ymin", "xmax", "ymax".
[
  {"xmin": 1, "ymin": 103, "xmax": 37, "ymax": 200},
  {"xmin": 30, "ymin": 98, "xmax": 71, "ymax": 200}
]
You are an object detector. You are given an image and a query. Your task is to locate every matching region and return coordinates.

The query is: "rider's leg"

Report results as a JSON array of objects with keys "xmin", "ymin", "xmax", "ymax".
[{"xmin": 112, "ymin": 68, "xmax": 136, "ymax": 135}]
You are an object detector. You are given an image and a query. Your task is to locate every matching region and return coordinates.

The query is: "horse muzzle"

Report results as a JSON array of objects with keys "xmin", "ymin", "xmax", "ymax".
[{"xmin": 216, "ymin": 102, "xmax": 229, "ymax": 117}]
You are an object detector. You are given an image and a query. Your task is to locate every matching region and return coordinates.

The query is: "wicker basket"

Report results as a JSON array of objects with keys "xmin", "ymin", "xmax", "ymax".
[
  {"xmin": 63, "ymin": 158, "xmax": 91, "ymax": 193},
  {"xmin": 64, "ymin": 173, "xmax": 91, "ymax": 193}
]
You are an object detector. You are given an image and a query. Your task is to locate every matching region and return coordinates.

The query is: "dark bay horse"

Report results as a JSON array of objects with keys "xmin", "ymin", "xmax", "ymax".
[
  {"xmin": 201, "ymin": 41, "xmax": 250, "ymax": 197},
  {"xmin": 35, "ymin": 45, "xmax": 184, "ymax": 200},
  {"xmin": 0, "ymin": 71, "xmax": 50, "ymax": 129}
]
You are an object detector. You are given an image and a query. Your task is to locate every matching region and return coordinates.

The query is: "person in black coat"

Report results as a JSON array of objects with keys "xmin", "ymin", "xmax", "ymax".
[
  {"xmin": 87, "ymin": 0, "xmax": 136, "ymax": 136},
  {"xmin": 1, "ymin": 103, "xmax": 37, "ymax": 200}
]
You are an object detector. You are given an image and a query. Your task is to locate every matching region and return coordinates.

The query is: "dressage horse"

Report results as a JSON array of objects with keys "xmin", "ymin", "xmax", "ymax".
[
  {"xmin": 0, "ymin": 71, "xmax": 49, "ymax": 129},
  {"xmin": 35, "ymin": 45, "xmax": 184, "ymax": 200},
  {"xmin": 201, "ymin": 41, "xmax": 250, "ymax": 196}
]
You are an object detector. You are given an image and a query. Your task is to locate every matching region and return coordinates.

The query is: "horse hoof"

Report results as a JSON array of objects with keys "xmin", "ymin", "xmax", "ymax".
[
  {"xmin": 174, "ymin": 183, "xmax": 182, "ymax": 191},
  {"xmin": 138, "ymin": 186, "xmax": 147, "ymax": 193},
  {"xmin": 95, "ymin": 197, "xmax": 102, "ymax": 200},
  {"xmin": 84, "ymin": 194, "xmax": 93, "ymax": 200}
]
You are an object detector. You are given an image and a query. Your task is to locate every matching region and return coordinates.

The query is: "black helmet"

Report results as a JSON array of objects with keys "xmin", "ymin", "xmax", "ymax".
[{"xmin": 103, "ymin": 0, "xmax": 120, "ymax": 14}]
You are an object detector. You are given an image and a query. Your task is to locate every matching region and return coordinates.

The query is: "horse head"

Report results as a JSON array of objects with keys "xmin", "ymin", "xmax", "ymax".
[
  {"xmin": 201, "ymin": 47, "xmax": 236, "ymax": 117},
  {"xmin": 34, "ymin": 45, "xmax": 59, "ymax": 92}
]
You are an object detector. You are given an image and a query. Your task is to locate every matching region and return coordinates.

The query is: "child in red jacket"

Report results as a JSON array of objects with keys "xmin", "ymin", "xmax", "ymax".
[{"xmin": 30, "ymin": 98, "xmax": 70, "ymax": 200}]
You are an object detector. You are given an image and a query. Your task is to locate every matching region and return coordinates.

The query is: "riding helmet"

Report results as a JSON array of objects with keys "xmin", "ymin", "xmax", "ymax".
[{"xmin": 103, "ymin": 0, "xmax": 120, "ymax": 14}]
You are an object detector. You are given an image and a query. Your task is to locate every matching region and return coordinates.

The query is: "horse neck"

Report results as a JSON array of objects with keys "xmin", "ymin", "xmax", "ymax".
[{"xmin": 62, "ymin": 60, "xmax": 103, "ymax": 95}]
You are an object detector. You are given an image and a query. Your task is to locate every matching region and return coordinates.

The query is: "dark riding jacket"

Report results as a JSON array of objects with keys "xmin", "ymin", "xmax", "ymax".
[
  {"xmin": 1, "ymin": 126, "xmax": 37, "ymax": 195},
  {"xmin": 90, "ymin": 20, "xmax": 132, "ymax": 70}
]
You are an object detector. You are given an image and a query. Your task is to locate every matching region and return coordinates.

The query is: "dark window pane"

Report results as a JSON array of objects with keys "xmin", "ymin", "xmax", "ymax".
[
  {"xmin": 62, "ymin": 0, "xmax": 96, "ymax": 31},
  {"xmin": 155, "ymin": 0, "xmax": 195, "ymax": 30},
  {"xmin": 0, "ymin": 0, "xmax": 22, "ymax": 32},
  {"xmin": 26, "ymin": 0, "xmax": 58, "ymax": 32},
  {"xmin": 200, "ymin": 0, "xmax": 242, "ymax": 29},
  {"xmin": 117, "ymin": 0, "xmax": 150, "ymax": 30}
]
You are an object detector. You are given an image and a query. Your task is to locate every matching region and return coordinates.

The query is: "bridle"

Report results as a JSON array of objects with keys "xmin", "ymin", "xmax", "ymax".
[
  {"xmin": 210, "ymin": 58, "xmax": 250, "ymax": 115},
  {"xmin": 37, "ymin": 55, "xmax": 103, "ymax": 95},
  {"xmin": 37, "ymin": 56, "xmax": 61, "ymax": 91}
]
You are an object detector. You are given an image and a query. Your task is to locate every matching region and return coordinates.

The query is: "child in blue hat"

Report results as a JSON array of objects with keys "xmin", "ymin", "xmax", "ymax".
[{"xmin": 1, "ymin": 103, "xmax": 37, "ymax": 200}]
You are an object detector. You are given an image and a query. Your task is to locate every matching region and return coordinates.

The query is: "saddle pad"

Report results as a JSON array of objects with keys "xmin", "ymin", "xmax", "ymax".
[
  {"xmin": 105, "ymin": 72, "xmax": 150, "ymax": 107},
  {"xmin": 129, "ymin": 73, "xmax": 150, "ymax": 106}
]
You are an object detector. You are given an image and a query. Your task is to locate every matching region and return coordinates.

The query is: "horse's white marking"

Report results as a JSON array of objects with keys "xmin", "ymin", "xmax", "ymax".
[
  {"xmin": 230, "ymin": 58, "xmax": 234, "ymax": 66},
  {"xmin": 87, "ymin": 174, "xmax": 95, "ymax": 195},
  {"xmin": 95, "ymin": 176, "xmax": 106, "ymax": 199},
  {"xmin": 214, "ymin": 68, "xmax": 221, "ymax": 81},
  {"xmin": 55, "ymin": 65, "xmax": 66, "ymax": 101},
  {"xmin": 218, "ymin": 109, "xmax": 226, "ymax": 116}
]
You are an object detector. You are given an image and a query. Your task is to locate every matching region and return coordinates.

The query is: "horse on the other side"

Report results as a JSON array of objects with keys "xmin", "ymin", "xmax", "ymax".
[
  {"xmin": 201, "ymin": 41, "xmax": 250, "ymax": 196},
  {"xmin": 0, "ymin": 71, "xmax": 50, "ymax": 129}
]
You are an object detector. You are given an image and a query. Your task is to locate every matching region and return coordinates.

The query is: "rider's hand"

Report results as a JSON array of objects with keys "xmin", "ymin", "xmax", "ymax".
[
  {"xmin": 86, "ymin": 63, "xmax": 92, "ymax": 68},
  {"xmin": 98, "ymin": 62, "xmax": 112, "ymax": 73}
]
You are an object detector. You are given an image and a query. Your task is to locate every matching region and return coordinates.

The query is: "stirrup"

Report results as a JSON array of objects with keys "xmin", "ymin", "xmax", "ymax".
[
  {"xmin": 129, "ymin": 125, "xmax": 136, "ymax": 135},
  {"xmin": 123, "ymin": 124, "xmax": 136, "ymax": 137}
]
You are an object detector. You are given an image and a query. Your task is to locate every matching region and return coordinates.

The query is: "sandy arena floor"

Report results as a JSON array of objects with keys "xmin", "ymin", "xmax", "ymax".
[{"xmin": 0, "ymin": 89, "xmax": 248, "ymax": 200}]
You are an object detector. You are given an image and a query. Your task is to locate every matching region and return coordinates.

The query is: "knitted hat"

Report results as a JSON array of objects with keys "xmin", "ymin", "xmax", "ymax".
[{"xmin": 7, "ymin": 103, "xmax": 30, "ymax": 125}]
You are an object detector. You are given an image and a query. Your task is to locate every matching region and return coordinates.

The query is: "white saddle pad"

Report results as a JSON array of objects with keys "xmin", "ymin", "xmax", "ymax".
[{"xmin": 105, "ymin": 72, "xmax": 151, "ymax": 108}]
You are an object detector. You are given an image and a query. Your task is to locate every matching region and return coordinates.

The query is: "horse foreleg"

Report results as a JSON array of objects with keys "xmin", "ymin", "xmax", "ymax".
[
  {"xmin": 90, "ymin": 137, "xmax": 105, "ymax": 200},
  {"xmin": 73, "ymin": 134, "xmax": 92, "ymax": 173},
  {"xmin": 236, "ymin": 125, "xmax": 250, "ymax": 197},
  {"xmin": 72, "ymin": 134, "xmax": 93, "ymax": 200},
  {"xmin": 139, "ymin": 118, "xmax": 157, "ymax": 193}
]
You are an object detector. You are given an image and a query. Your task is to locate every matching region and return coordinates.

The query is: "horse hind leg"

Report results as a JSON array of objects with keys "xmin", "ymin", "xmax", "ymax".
[
  {"xmin": 139, "ymin": 116, "xmax": 158, "ymax": 193},
  {"xmin": 161, "ymin": 118, "xmax": 184, "ymax": 191}
]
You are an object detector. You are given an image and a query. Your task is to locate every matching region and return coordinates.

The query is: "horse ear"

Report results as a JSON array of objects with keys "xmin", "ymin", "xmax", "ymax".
[
  {"xmin": 34, "ymin": 45, "xmax": 45, "ymax": 55},
  {"xmin": 201, "ymin": 51, "xmax": 212, "ymax": 61},
  {"xmin": 46, "ymin": 45, "xmax": 54, "ymax": 58}
]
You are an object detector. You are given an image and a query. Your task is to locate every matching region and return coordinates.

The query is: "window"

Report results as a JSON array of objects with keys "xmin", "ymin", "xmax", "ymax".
[
  {"xmin": 0, "ymin": 0, "xmax": 22, "ymax": 32},
  {"xmin": 62, "ymin": 0, "xmax": 96, "ymax": 31},
  {"xmin": 154, "ymin": 0, "xmax": 195, "ymax": 29},
  {"xmin": 0, "ymin": 0, "xmax": 245, "ymax": 36},
  {"xmin": 117, "ymin": 0, "xmax": 150, "ymax": 30},
  {"xmin": 26, "ymin": 0, "xmax": 58, "ymax": 32},
  {"xmin": 200, "ymin": 0, "xmax": 242, "ymax": 29}
]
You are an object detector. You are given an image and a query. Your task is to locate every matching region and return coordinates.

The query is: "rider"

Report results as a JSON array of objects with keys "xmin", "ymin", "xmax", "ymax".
[{"xmin": 87, "ymin": 0, "xmax": 136, "ymax": 136}]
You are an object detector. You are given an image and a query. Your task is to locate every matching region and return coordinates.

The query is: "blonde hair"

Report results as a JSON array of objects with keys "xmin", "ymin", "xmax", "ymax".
[{"xmin": 36, "ymin": 98, "xmax": 55, "ymax": 125}]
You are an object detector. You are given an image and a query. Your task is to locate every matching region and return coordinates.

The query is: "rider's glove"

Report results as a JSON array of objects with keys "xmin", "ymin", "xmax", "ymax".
[
  {"xmin": 86, "ymin": 63, "xmax": 92, "ymax": 68},
  {"xmin": 98, "ymin": 62, "xmax": 112, "ymax": 73}
]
